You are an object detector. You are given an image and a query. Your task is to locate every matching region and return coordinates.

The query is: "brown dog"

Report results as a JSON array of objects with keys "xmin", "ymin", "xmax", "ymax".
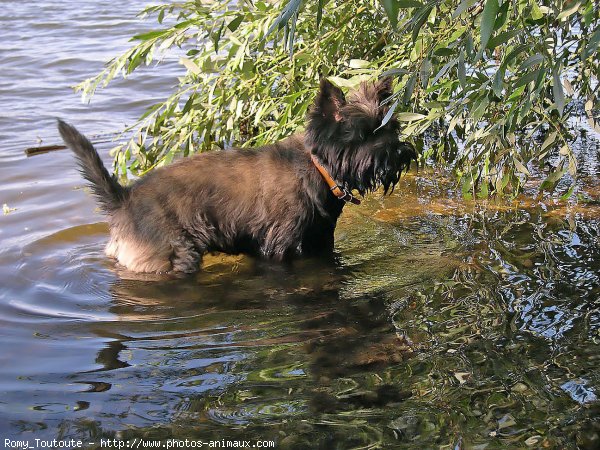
[{"xmin": 58, "ymin": 78, "xmax": 415, "ymax": 273}]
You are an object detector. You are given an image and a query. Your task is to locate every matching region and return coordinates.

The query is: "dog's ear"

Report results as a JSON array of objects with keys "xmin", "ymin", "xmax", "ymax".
[
  {"xmin": 375, "ymin": 76, "xmax": 394, "ymax": 103},
  {"xmin": 315, "ymin": 78, "xmax": 346, "ymax": 122}
]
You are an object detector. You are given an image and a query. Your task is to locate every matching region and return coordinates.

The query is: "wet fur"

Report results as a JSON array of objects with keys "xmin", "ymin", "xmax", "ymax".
[{"xmin": 58, "ymin": 78, "xmax": 415, "ymax": 273}]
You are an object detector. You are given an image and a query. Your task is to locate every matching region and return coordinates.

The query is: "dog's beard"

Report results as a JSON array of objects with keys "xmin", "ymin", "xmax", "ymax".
[{"xmin": 308, "ymin": 137, "xmax": 416, "ymax": 196}]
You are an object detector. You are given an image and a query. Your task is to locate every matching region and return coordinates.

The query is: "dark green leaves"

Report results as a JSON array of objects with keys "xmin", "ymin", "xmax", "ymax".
[
  {"xmin": 487, "ymin": 29, "xmax": 520, "ymax": 50},
  {"xmin": 403, "ymin": 72, "xmax": 417, "ymax": 104},
  {"xmin": 514, "ymin": 69, "xmax": 541, "ymax": 89},
  {"xmin": 381, "ymin": 0, "xmax": 399, "ymax": 28},
  {"xmin": 381, "ymin": 0, "xmax": 424, "ymax": 26},
  {"xmin": 316, "ymin": 0, "xmax": 324, "ymax": 28},
  {"xmin": 227, "ymin": 15, "xmax": 245, "ymax": 32},
  {"xmin": 264, "ymin": 0, "xmax": 302, "ymax": 41},
  {"xmin": 411, "ymin": 6, "xmax": 432, "ymax": 42},
  {"xmin": 397, "ymin": 0, "xmax": 423, "ymax": 7},
  {"xmin": 583, "ymin": 28, "xmax": 600, "ymax": 59},
  {"xmin": 519, "ymin": 54, "xmax": 544, "ymax": 71},
  {"xmin": 540, "ymin": 168, "xmax": 567, "ymax": 192},
  {"xmin": 430, "ymin": 58, "xmax": 457, "ymax": 87}
]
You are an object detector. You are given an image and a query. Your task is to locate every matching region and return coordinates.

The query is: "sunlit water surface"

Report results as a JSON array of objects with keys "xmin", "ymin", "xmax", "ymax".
[{"xmin": 1, "ymin": 1, "xmax": 599, "ymax": 449}]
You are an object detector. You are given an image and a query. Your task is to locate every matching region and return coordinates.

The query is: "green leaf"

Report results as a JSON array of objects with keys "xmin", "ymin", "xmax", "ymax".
[
  {"xmin": 452, "ymin": 0, "xmax": 475, "ymax": 19},
  {"xmin": 462, "ymin": 176, "xmax": 474, "ymax": 199},
  {"xmin": 403, "ymin": 72, "xmax": 417, "ymax": 104},
  {"xmin": 514, "ymin": 158, "xmax": 530, "ymax": 176},
  {"xmin": 583, "ymin": 3, "xmax": 594, "ymax": 26},
  {"xmin": 560, "ymin": 184, "xmax": 576, "ymax": 201},
  {"xmin": 531, "ymin": 2, "xmax": 544, "ymax": 20},
  {"xmin": 473, "ymin": 96, "xmax": 490, "ymax": 119},
  {"xmin": 494, "ymin": 1, "xmax": 509, "ymax": 30},
  {"xmin": 503, "ymin": 44, "xmax": 529, "ymax": 66},
  {"xmin": 434, "ymin": 47, "xmax": 454, "ymax": 57},
  {"xmin": 287, "ymin": 10, "xmax": 298, "ymax": 54},
  {"xmin": 381, "ymin": 68, "xmax": 409, "ymax": 77},
  {"xmin": 375, "ymin": 100, "xmax": 399, "ymax": 131},
  {"xmin": 349, "ymin": 59, "xmax": 371, "ymax": 69},
  {"xmin": 329, "ymin": 76, "xmax": 356, "ymax": 88},
  {"xmin": 487, "ymin": 29, "xmax": 520, "ymax": 49},
  {"xmin": 583, "ymin": 28, "xmax": 600, "ymax": 59},
  {"xmin": 533, "ymin": 67, "xmax": 547, "ymax": 92},
  {"xmin": 477, "ymin": 181, "xmax": 489, "ymax": 198},
  {"xmin": 397, "ymin": 0, "xmax": 423, "ymax": 7},
  {"xmin": 458, "ymin": 51, "xmax": 466, "ymax": 89},
  {"xmin": 430, "ymin": 58, "xmax": 457, "ymax": 87},
  {"xmin": 493, "ymin": 67, "xmax": 504, "ymax": 97},
  {"xmin": 132, "ymin": 29, "xmax": 168, "ymax": 41},
  {"xmin": 419, "ymin": 58, "xmax": 432, "ymax": 88},
  {"xmin": 180, "ymin": 57, "xmax": 201, "ymax": 74},
  {"xmin": 396, "ymin": 112, "xmax": 427, "ymax": 121},
  {"xmin": 466, "ymin": 31, "xmax": 474, "ymax": 57},
  {"xmin": 479, "ymin": 0, "xmax": 500, "ymax": 57},
  {"xmin": 317, "ymin": 0, "xmax": 324, "ymax": 28},
  {"xmin": 556, "ymin": 1, "xmax": 581, "ymax": 20},
  {"xmin": 182, "ymin": 93, "xmax": 196, "ymax": 114},
  {"xmin": 514, "ymin": 68, "xmax": 541, "ymax": 88},
  {"xmin": 519, "ymin": 53, "xmax": 544, "ymax": 71},
  {"xmin": 381, "ymin": 0, "xmax": 399, "ymax": 28},
  {"xmin": 412, "ymin": 6, "xmax": 432, "ymax": 42},
  {"xmin": 448, "ymin": 25, "xmax": 467, "ymax": 42},
  {"xmin": 211, "ymin": 21, "xmax": 226, "ymax": 52},
  {"xmin": 227, "ymin": 15, "xmax": 245, "ymax": 32},
  {"xmin": 264, "ymin": 0, "xmax": 302, "ymax": 40},
  {"xmin": 552, "ymin": 66, "xmax": 565, "ymax": 116},
  {"xmin": 507, "ymin": 84, "xmax": 526, "ymax": 101},
  {"xmin": 540, "ymin": 131, "xmax": 558, "ymax": 153},
  {"xmin": 540, "ymin": 168, "xmax": 566, "ymax": 192}
]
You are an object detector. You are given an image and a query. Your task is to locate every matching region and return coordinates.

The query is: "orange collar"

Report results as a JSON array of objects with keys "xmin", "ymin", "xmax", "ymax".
[{"xmin": 311, "ymin": 154, "xmax": 361, "ymax": 205}]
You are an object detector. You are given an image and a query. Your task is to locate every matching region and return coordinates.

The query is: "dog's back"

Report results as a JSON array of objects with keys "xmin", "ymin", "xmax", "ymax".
[{"xmin": 59, "ymin": 122, "xmax": 331, "ymax": 273}]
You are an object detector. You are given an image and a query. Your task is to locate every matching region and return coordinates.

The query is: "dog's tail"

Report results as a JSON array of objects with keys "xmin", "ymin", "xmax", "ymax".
[{"xmin": 57, "ymin": 119, "xmax": 128, "ymax": 212}]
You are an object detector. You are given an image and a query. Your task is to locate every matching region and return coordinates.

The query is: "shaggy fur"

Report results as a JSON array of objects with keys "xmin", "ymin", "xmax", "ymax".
[{"xmin": 58, "ymin": 78, "xmax": 415, "ymax": 273}]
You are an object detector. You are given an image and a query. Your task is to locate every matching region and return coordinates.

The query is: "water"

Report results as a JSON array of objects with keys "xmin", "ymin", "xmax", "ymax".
[{"xmin": 1, "ymin": 2, "xmax": 600, "ymax": 449}]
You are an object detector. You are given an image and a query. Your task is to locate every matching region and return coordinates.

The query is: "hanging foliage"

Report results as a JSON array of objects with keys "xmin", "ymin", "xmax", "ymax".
[{"xmin": 78, "ymin": 0, "xmax": 600, "ymax": 198}]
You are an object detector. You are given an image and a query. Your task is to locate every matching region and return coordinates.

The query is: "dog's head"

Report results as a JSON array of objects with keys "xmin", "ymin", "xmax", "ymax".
[{"xmin": 306, "ymin": 77, "xmax": 416, "ymax": 195}]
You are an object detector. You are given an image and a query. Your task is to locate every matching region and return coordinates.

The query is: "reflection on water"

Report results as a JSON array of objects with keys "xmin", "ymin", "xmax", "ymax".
[
  {"xmin": 0, "ymin": 1, "xmax": 599, "ymax": 448},
  {"xmin": 2, "ymin": 169, "xmax": 600, "ymax": 448}
]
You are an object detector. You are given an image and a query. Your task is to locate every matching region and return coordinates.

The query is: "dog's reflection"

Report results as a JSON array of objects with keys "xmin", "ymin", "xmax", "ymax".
[{"xmin": 88, "ymin": 254, "xmax": 414, "ymax": 418}]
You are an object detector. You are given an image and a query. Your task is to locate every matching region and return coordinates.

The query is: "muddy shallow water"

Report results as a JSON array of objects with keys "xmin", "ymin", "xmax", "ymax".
[{"xmin": 1, "ymin": 1, "xmax": 600, "ymax": 449}]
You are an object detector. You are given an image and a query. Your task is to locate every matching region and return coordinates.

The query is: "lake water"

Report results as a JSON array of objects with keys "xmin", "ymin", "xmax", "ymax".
[{"xmin": 1, "ymin": 1, "xmax": 599, "ymax": 449}]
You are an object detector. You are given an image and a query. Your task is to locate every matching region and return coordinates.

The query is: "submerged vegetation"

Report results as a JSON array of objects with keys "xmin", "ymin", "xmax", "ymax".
[{"xmin": 78, "ymin": 0, "xmax": 599, "ymax": 197}]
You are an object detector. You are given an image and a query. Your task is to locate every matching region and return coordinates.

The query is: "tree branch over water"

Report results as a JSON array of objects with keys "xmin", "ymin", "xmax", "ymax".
[{"xmin": 79, "ymin": 0, "xmax": 599, "ymax": 198}]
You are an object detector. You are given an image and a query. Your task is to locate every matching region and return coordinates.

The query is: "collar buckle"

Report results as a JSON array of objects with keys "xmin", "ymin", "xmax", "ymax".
[{"xmin": 311, "ymin": 154, "xmax": 361, "ymax": 205}]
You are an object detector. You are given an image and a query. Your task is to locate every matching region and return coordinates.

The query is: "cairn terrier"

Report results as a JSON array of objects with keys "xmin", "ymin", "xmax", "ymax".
[{"xmin": 58, "ymin": 78, "xmax": 415, "ymax": 273}]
